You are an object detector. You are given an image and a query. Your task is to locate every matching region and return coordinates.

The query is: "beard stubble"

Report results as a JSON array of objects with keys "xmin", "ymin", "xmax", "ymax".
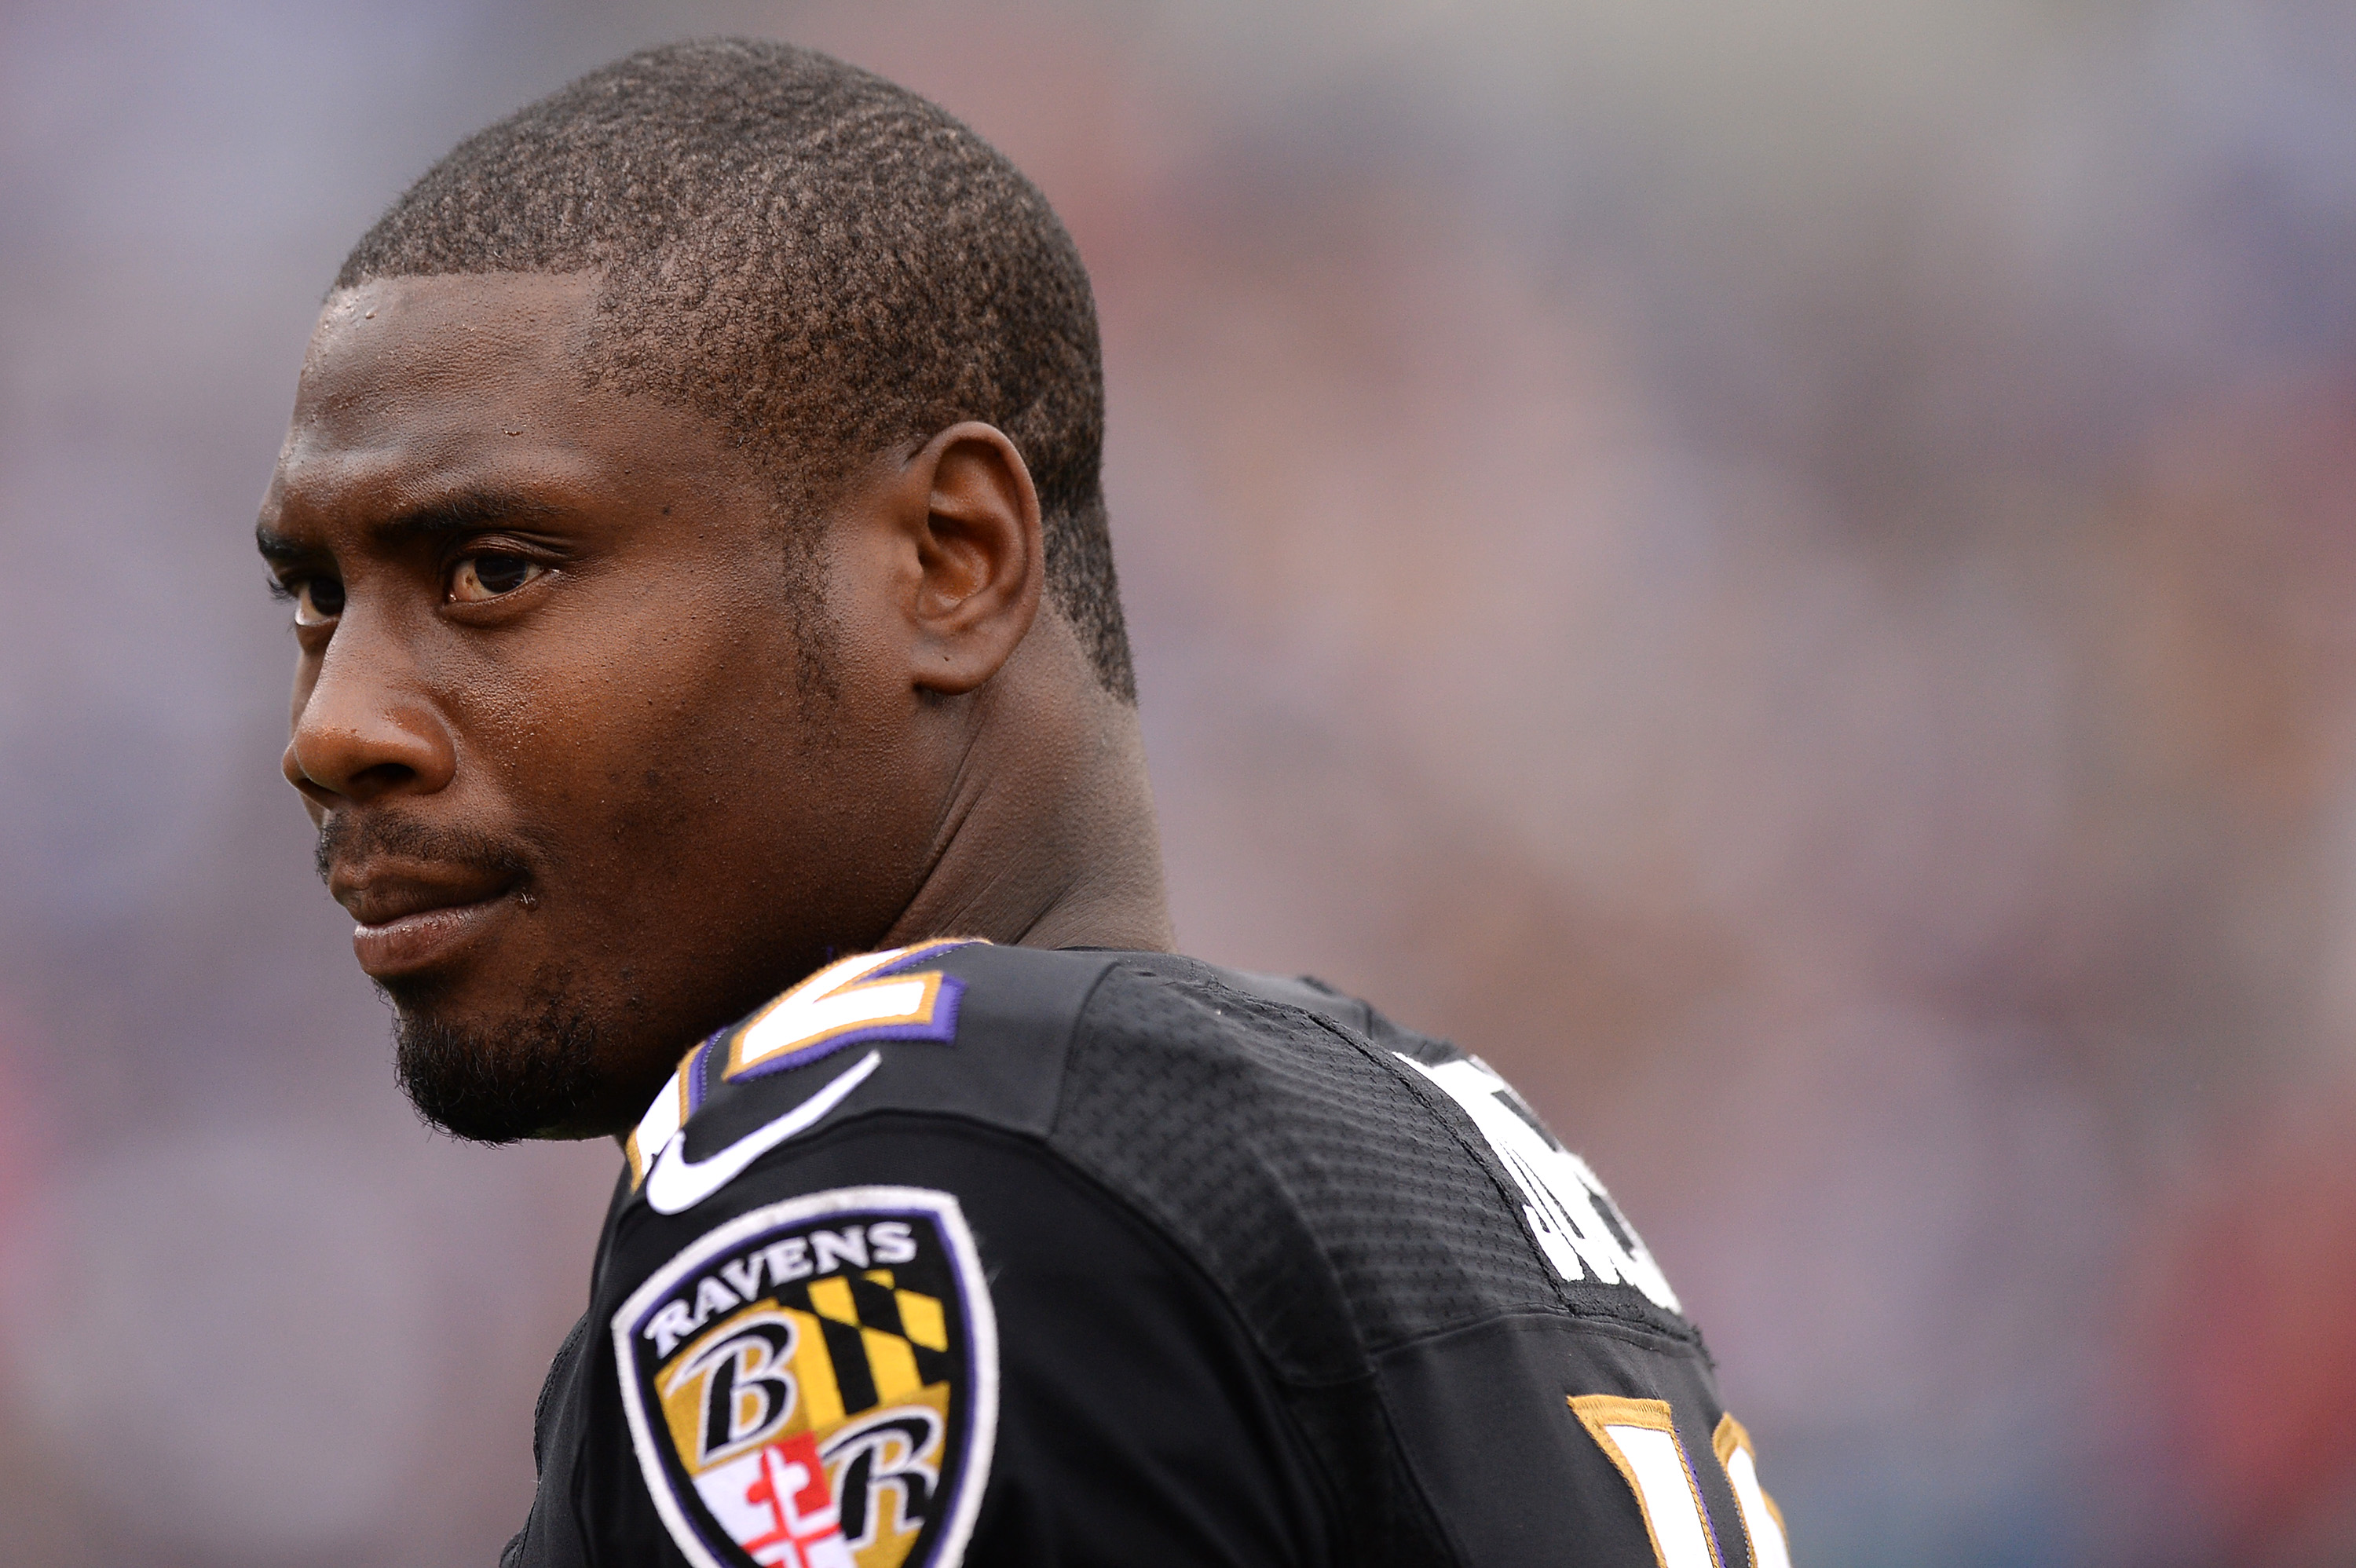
[{"xmin": 388, "ymin": 967, "xmax": 605, "ymax": 1144}]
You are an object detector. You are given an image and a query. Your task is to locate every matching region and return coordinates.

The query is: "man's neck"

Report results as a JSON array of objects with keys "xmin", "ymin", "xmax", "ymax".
[{"xmin": 882, "ymin": 621, "xmax": 1176, "ymax": 956}]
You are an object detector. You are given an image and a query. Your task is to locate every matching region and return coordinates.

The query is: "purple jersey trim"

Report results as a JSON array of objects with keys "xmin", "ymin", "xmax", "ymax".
[{"xmin": 684, "ymin": 1034, "xmax": 719, "ymax": 1115}]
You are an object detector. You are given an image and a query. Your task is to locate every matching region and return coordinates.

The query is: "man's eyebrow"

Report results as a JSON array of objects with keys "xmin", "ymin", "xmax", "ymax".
[
  {"xmin": 253, "ymin": 490, "xmax": 565, "ymax": 565},
  {"xmin": 369, "ymin": 489, "xmax": 565, "ymax": 543},
  {"xmin": 254, "ymin": 523, "xmax": 307, "ymax": 564}
]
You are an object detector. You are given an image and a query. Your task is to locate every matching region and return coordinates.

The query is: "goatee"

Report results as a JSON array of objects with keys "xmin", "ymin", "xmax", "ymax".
[{"xmin": 393, "ymin": 988, "xmax": 603, "ymax": 1144}]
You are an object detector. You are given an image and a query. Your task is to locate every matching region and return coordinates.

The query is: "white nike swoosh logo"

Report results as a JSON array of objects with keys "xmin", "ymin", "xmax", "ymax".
[{"xmin": 642, "ymin": 1051, "xmax": 883, "ymax": 1215}]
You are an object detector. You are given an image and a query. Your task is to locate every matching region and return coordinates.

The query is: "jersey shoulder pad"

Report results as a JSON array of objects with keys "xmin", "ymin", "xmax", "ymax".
[
  {"xmin": 1048, "ymin": 958, "xmax": 1696, "ymax": 1380},
  {"xmin": 622, "ymin": 941, "xmax": 1122, "ymax": 1215}
]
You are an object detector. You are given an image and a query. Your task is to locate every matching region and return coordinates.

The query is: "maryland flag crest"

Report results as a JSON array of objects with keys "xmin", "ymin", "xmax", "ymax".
[{"xmin": 614, "ymin": 1187, "xmax": 997, "ymax": 1568}]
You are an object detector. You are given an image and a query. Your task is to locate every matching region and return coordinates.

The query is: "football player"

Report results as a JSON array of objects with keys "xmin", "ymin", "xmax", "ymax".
[{"xmin": 255, "ymin": 38, "xmax": 1790, "ymax": 1568}]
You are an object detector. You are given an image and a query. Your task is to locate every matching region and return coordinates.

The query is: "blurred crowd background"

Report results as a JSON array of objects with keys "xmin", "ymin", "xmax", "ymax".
[{"xmin": 6, "ymin": 1, "xmax": 2356, "ymax": 1563}]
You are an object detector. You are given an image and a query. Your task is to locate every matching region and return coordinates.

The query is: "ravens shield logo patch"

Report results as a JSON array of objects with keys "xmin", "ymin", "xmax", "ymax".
[{"xmin": 613, "ymin": 1187, "xmax": 998, "ymax": 1568}]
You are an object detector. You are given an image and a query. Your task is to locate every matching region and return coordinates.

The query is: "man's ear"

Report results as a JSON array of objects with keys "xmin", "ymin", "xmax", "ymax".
[{"xmin": 894, "ymin": 422, "xmax": 1044, "ymax": 695}]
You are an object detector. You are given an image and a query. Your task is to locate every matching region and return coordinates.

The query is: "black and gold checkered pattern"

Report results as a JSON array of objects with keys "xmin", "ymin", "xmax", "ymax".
[{"xmin": 784, "ymin": 1270, "xmax": 954, "ymax": 1427}]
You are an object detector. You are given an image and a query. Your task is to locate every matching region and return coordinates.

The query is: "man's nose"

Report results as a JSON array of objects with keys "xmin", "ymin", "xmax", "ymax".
[{"xmin": 282, "ymin": 616, "xmax": 457, "ymax": 810}]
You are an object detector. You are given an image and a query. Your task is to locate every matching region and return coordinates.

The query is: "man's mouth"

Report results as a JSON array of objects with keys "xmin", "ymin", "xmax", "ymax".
[{"xmin": 335, "ymin": 865, "xmax": 524, "ymax": 979}]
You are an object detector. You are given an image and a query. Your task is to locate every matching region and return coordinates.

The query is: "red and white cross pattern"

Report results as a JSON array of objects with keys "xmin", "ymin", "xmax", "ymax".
[{"xmin": 691, "ymin": 1430, "xmax": 855, "ymax": 1568}]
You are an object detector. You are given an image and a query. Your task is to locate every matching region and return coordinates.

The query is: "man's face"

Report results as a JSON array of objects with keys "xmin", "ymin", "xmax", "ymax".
[{"xmin": 258, "ymin": 273, "xmax": 937, "ymax": 1141}]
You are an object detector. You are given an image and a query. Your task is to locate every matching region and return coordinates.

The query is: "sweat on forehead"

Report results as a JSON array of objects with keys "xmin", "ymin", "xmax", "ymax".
[{"xmin": 335, "ymin": 36, "xmax": 1134, "ymax": 701}]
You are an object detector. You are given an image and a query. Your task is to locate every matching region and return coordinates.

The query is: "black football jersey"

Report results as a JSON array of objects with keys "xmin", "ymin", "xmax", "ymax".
[{"xmin": 501, "ymin": 941, "xmax": 1790, "ymax": 1568}]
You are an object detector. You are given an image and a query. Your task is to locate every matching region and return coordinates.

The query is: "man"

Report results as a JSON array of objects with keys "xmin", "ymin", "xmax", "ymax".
[{"xmin": 257, "ymin": 38, "xmax": 1788, "ymax": 1568}]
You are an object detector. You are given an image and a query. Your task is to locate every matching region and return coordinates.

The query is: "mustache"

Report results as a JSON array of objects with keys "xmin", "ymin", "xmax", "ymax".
[{"xmin": 315, "ymin": 813, "xmax": 535, "ymax": 886}]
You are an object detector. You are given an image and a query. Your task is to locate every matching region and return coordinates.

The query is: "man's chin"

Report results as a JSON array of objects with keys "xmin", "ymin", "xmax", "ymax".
[{"xmin": 392, "ymin": 997, "xmax": 606, "ymax": 1145}]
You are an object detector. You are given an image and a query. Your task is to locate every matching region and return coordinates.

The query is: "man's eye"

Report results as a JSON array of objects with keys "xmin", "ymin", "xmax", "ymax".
[
  {"xmin": 448, "ymin": 554, "xmax": 546, "ymax": 603},
  {"xmin": 294, "ymin": 579, "xmax": 344, "ymax": 626}
]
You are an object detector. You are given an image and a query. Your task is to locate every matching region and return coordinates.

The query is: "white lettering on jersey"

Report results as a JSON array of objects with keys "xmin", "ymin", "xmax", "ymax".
[{"xmin": 1396, "ymin": 1054, "xmax": 1681, "ymax": 1312}]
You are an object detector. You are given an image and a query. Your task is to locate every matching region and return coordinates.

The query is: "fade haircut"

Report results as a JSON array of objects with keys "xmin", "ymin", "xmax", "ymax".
[{"xmin": 337, "ymin": 37, "xmax": 1135, "ymax": 701}]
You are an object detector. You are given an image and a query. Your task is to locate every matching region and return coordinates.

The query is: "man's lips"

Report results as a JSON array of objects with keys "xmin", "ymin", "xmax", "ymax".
[{"xmin": 333, "ymin": 863, "xmax": 521, "ymax": 978}]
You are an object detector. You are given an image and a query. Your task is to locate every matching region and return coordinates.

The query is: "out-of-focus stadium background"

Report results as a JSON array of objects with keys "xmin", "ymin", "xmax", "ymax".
[{"xmin": 5, "ymin": 2, "xmax": 2356, "ymax": 1563}]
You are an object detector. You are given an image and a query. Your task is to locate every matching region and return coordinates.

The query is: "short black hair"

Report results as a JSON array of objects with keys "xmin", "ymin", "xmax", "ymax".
[{"xmin": 338, "ymin": 37, "xmax": 1135, "ymax": 701}]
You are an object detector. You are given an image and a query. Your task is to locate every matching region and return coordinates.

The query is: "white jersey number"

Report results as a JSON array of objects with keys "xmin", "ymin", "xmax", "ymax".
[{"xmin": 1571, "ymin": 1399, "xmax": 1793, "ymax": 1568}]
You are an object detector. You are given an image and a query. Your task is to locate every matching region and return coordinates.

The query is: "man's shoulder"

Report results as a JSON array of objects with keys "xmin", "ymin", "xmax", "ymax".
[
  {"xmin": 1056, "ymin": 956, "xmax": 1701, "ymax": 1364},
  {"xmin": 607, "ymin": 942, "xmax": 1428, "ymax": 1232},
  {"xmin": 612, "ymin": 942, "xmax": 1696, "ymax": 1367}
]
